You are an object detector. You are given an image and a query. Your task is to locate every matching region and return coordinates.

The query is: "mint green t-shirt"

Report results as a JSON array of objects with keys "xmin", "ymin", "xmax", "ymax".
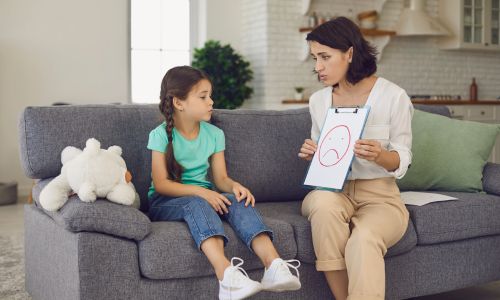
[{"xmin": 147, "ymin": 121, "xmax": 225, "ymax": 198}]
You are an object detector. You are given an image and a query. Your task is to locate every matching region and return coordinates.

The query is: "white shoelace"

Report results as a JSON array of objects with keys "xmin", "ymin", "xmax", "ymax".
[
  {"xmin": 276, "ymin": 259, "xmax": 301, "ymax": 280},
  {"xmin": 227, "ymin": 257, "xmax": 250, "ymax": 288}
]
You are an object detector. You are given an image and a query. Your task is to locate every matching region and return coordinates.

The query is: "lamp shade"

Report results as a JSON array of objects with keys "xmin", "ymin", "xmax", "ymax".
[{"xmin": 395, "ymin": 0, "xmax": 450, "ymax": 36}]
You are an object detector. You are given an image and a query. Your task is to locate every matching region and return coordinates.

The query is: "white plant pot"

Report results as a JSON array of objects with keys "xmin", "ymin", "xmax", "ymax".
[{"xmin": 294, "ymin": 92, "xmax": 304, "ymax": 100}]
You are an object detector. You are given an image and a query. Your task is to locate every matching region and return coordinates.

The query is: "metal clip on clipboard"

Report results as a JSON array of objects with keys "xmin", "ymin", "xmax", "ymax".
[{"xmin": 334, "ymin": 106, "xmax": 360, "ymax": 113}]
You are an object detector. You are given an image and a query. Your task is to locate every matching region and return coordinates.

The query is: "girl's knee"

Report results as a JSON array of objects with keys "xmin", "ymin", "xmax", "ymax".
[{"xmin": 221, "ymin": 193, "xmax": 238, "ymax": 203}]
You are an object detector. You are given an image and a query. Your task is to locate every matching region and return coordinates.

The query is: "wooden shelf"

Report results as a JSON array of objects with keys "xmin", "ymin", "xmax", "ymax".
[
  {"xmin": 282, "ymin": 99, "xmax": 309, "ymax": 104},
  {"xmin": 299, "ymin": 27, "xmax": 396, "ymax": 36},
  {"xmin": 282, "ymin": 99, "xmax": 500, "ymax": 105},
  {"xmin": 411, "ymin": 100, "xmax": 500, "ymax": 105}
]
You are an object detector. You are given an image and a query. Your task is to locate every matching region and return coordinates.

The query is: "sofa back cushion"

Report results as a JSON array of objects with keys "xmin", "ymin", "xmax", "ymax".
[
  {"xmin": 413, "ymin": 104, "xmax": 451, "ymax": 117},
  {"xmin": 210, "ymin": 108, "xmax": 311, "ymax": 202}
]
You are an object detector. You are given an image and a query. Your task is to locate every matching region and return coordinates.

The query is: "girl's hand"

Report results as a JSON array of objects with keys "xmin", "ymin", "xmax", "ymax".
[
  {"xmin": 298, "ymin": 139, "xmax": 317, "ymax": 161},
  {"xmin": 232, "ymin": 182, "xmax": 256, "ymax": 207},
  {"xmin": 354, "ymin": 139, "xmax": 384, "ymax": 164},
  {"xmin": 198, "ymin": 189, "xmax": 232, "ymax": 215}
]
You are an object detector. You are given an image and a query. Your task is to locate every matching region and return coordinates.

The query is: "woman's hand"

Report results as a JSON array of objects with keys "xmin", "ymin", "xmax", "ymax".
[
  {"xmin": 232, "ymin": 182, "xmax": 256, "ymax": 207},
  {"xmin": 197, "ymin": 188, "xmax": 232, "ymax": 215},
  {"xmin": 354, "ymin": 139, "xmax": 383, "ymax": 163},
  {"xmin": 298, "ymin": 139, "xmax": 317, "ymax": 161}
]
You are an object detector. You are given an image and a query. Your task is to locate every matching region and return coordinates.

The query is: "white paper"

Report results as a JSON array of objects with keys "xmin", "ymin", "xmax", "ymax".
[
  {"xmin": 304, "ymin": 107, "xmax": 370, "ymax": 190},
  {"xmin": 400, "ymin": 191, "xmax": 458, "ymax": 206}
]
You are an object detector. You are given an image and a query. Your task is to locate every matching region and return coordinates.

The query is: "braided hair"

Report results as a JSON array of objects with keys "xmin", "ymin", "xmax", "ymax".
[{"xmin": 158, "ymin": 66, "xmax": 211, "ymax": 182}]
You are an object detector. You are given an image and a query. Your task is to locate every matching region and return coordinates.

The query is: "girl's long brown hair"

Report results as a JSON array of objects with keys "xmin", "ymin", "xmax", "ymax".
[{"xmin": 159, "ymin": 66, "xmax": 210, "ymax": 182}]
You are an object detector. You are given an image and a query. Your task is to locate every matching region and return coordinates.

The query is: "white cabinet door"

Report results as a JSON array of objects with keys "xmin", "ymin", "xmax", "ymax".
[{"xmin": 440, "ymin": 0, "xmax": 500, "ymax": 50}]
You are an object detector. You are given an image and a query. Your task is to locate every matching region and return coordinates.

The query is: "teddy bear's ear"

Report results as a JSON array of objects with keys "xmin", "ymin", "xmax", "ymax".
[
  {"xmin": 83, "ymin": 138, "xmax": 101, "ymax": 156},
  {"xmin": 107, "ymin": 145, "xmax": 122, "ymax": 156},
  {"xmin": 61, "ymin": 146, "xmax": 82, "ymax": 165}
]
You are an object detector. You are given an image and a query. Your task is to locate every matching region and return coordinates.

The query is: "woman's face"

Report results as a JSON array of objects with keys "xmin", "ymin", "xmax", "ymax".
[
  {"xmin": 174, "ymin": 79, "xmax": 214, "ymax": 122},
  {"xmin": 309, "ymin": 41, "xmax": 352, "ymax": 87}
]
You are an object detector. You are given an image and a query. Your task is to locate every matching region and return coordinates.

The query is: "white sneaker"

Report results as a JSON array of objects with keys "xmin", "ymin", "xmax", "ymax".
[
  {"xmin": 261, "ymin": 258, "xmax": 301, "ymax": 292},
  {"xmin": 219, "ymin": 257, "xmax": 262, "ymax": 300}
]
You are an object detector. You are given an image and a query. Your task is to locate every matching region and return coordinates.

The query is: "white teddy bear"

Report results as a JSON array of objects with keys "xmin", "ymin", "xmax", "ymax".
[{"xmin": 40, "ymin": 138, "xmax": 140, "ymax": 211}]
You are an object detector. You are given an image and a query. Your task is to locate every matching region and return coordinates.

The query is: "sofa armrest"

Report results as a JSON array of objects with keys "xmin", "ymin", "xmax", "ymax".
[
  {"xmin": 483, "ymin": 163, "xmax": 500, "ymax": 196},
  {"xmin": 33, "ymin": 178, "xmax": 151, "ymax": 241}
]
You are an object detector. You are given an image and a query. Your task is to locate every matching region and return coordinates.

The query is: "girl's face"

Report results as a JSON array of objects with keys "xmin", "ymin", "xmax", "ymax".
[
  {"xmin": 309, "ymin": 41, "xmax": 352, "ymax": 87},
  {"xmin": 174, "ymin": 79, "xmax": 214, "ymax": 122}
]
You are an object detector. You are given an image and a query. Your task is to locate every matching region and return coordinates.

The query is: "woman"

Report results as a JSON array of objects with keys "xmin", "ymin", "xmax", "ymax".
[{"xmin": 298, "ymin": 17, "xmax": 412, "ymax": 300}]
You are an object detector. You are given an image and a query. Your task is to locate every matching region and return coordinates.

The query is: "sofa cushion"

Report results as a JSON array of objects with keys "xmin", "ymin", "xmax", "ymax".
[
  {"xmin": 397, "ymin": 110, "xmax": 499, "ymax": 192},
  {"xmin": 483, "ymin": 163, "xmax": 500, "ymax": 196},
  {"xmin": 255, "ymin": 201, "xmax": 418, "ymax": 264},
  {"xmin": 138, "ymin": 217, "xmax": 297, "ymax": 280},
  {"xmin": 210, "ymin": 108, "xmax": 311, "ymax": 203},
  {"xmin": 413, "ymin": 104, "xmax": 451, "ymax": 117},
  {"xmin": 32, "ymin": 178, "xmax": 152, "ymax": 241},
  {"xmin": 407, "ymin": 192, "xmax": 500, "ymax": 245}
]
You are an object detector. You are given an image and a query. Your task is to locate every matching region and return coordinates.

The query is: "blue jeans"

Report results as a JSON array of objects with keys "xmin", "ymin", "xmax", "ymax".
[{"xmin": 148, "ymin": 192, "xmax": 273, "ymax": 252}]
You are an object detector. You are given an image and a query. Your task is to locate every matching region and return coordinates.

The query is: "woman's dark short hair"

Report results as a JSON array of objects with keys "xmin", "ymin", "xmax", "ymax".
[{"xmin": 306, "ymin": 17, "xmax": 378, "ymax": 86}]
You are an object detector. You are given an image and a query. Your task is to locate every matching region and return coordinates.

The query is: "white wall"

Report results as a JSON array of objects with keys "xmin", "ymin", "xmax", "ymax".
[
  {"xmin": 0, "ymin": 0, "xmax": 130, "ymax": 196},
  {"xmin": 205, "ymin": 0, "xmax": 242, "ymax": 51}
]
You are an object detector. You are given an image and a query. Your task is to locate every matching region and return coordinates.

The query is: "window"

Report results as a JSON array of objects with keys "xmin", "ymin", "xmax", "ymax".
[{"xmin": 131, "ymin": 0, "xmax": 190, "ymax": 103}]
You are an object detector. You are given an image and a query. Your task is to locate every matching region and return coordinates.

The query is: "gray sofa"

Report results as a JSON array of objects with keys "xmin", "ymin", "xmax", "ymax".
[{"xmin": 18, "ymin": 104, "xmax": 500, "ymax": 300}]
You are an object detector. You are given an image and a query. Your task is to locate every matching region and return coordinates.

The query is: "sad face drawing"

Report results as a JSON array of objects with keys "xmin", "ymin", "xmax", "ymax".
[{"xmin": 318, "ymin": 125, "xmax": 351, "ymax": 167}]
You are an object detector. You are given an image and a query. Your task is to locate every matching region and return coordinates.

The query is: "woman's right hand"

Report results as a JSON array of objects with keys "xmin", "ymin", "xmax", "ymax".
[
  {"xmin": 197, "ymin": 188, "xmax": 232, "ymax": 215},
  {"xmin": 298, "ymin": 139, "xmax": 317, "ymax": 161}
]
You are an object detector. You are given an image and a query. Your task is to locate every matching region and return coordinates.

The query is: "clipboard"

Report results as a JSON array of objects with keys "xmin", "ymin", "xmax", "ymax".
[{"xmin": 303, "ymin": 105, "xmax": 371, "ymax": 191}]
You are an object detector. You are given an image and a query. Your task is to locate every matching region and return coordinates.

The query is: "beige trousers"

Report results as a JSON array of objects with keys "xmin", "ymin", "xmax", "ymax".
[{"xmin": 301, "ymin": 177, "xmax": 409, "ymax": 300}]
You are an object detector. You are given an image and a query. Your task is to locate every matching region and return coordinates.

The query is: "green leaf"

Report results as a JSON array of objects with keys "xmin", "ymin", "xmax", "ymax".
[{"xmin": 191, "ymin": 40, "xmax": 254, "ymax": 109}]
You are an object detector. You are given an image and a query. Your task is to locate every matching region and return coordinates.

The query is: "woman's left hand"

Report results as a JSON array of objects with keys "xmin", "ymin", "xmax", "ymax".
[
  {"xmin": 354, "ymin": 139, "xmax": 384, "ymax": 164},
  {"xmin": 232, "ymin": 182, "xmax": 256, "ymax": 207}
]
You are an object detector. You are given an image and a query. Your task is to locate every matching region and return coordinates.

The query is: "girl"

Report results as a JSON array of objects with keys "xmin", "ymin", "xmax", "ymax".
[
  {"xmin": 147, "ymin": 66, "xmax": 301, "ymax": 300},
  {"xmin": 298, "ymin": 17, "xmax": 412, "ymax": 300}
]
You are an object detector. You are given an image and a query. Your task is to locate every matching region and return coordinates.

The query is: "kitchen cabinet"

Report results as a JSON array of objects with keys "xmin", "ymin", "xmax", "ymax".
[{"xmin": 439, "ymin": 0, "xmax": 500, "ymax": 50}]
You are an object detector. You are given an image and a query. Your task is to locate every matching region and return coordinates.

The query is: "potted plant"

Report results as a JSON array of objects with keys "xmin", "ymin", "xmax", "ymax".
[
  {"xmin": 294, "ymin": 87, "xmax": 305, "ymax": 100},
  {"xmin": 192, "ymin": 40, "xmax": 253, "ymax": 109}
]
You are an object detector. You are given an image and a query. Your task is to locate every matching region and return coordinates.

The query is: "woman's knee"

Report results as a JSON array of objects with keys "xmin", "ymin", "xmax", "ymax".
[{"xmin": 303, "ymin": 193, "xmax": 351, "ymax": 223}]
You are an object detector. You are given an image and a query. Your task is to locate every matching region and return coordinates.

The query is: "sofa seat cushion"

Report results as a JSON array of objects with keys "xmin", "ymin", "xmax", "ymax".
[
  {"xmin": 255, "ymin": 201, "xmax": 418, "ymax": 264},
  {"xmin": 407, "ymin": 192, "xmax": 500, "ymax": 245},
  {"xmin": 138, "ymin": 217, "xmax": 297, "ymax": 280},
  {"xmin": 32, "ymin": 178, "xmax": 151, "ymax": 241}
]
